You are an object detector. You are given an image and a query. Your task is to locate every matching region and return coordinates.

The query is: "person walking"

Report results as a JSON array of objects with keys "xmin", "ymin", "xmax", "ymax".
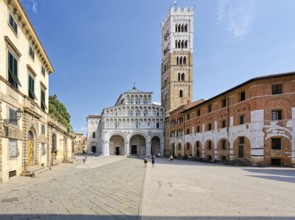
[
  {"xmin": 144, "ymin": 157, "xmax": 148, "ymax": 168},
  {"xmin": 169, "ymin": 155, "xmax": 173, "ymax": 162},
  {"xmin": 151, "ymin": 155, "xmax": 156, "ymax": 168}
]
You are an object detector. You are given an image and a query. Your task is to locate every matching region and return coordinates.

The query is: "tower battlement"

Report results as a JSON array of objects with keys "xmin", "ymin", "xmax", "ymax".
[{"xmin": 161, "ymin": 6, "xmax": 194, "ymax": 27}]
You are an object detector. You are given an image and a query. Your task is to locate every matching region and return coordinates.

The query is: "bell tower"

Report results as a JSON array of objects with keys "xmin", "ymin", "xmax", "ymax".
[
  {"xmin": 161, "ymin": 5, "xmax": 194, "ymax": 114},
  {"xmin": 161, "ymin": 4, "xmax": 194, "ymax": 156}
]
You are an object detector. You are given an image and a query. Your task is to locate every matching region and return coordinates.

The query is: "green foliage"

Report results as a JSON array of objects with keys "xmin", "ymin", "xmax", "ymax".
[{"xmin": 49, "ymin": 95, "xmax": 72, "ymax": 132}]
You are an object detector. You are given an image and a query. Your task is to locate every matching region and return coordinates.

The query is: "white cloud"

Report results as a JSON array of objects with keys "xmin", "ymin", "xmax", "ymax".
[
  {"xmin": 31, "ymin": 0, "xmax": 38, "ymax": 14},
  {"xmin": 217, "ymin": 0, "xmax": 256, "ymax": 38}
]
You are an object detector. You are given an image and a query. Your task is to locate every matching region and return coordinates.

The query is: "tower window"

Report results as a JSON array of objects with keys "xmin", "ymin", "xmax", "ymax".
[
  {"xmin": 183, "ymin": 57, "xmax": 187, "ymax": 65},
  {"xmin": 185, "ymin": 24, "xmax": 188, "ymax": 32},
  {"xmin": 179, "ymin": 90, "xmax": 183, "ymax": 97},
  {"xmin": 178, "ymin": 73, "xmax": 181, "ymax": 81},
  {"xmin": 181, "ymin": 73, "xmax": 185, "ymax": 81},
  {"xmin": 176, "ymin": 57, "xmax": 179, "ymax": 65}
]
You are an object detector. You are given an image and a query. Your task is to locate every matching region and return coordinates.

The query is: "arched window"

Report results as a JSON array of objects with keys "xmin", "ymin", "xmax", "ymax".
[
  {"xmin": 179, "ymin": 90, "xmax": 183, "ymax": 97},
  {"xmin": 175, "ymin": 40, "xmax": 177, "ymax": 48},
  {"xmin": 181, "ymin": 40, "xmax": 184, "ymax": 48},
  {"xmin": 180, "ymin": 57, "xmax": 183, "ymax": 65},
  {"xmin": 175, "ymin": 24, "xmax": 178, "ymax": 32},
  {"xmin": 178, "ymin": 73, "xmax": 181, "ymax": 81},
  {"xmin": 156, "ymin": 122, "xmax": 160, "ymax": 128},
  {"xmin": 183, "ymin": 57, "xmax": 186, "ymax": 65},
  {"xmin": 181, "ymin": 73, "xmax": 185, "ymax": 81},
  {"xmin": 185, "ymin": 40, "xmax": 188, "ymax": 48},
  {"xmin": 181, "ymin": 24, "xmax": 184, "ymax": 32},
  {"xmin": 178, "ymin": 41, "xmax": 181, "ymax": 48},
  {"xmin": 185, "ymin": 24, "xmax": 188, "ymax": 32},
  {"xmin": 176, "ymin": 56, "xmax": 179, "ymax": 65},
  {"xmin": 178, "ymin": 24, "xmax": 181, "ymax": 32}
]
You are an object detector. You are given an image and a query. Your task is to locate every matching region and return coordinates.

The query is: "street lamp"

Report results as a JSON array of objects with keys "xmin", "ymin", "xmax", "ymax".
[{"xmin": 1, "ymin": 108, "xmax": 23, "ymax": 124}]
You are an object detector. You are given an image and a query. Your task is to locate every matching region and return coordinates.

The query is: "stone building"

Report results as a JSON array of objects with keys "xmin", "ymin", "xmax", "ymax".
[
  {"xmin": 86, "ymin": 115, "xmax": 101, "ymax": 154},
  {"xmin": 169, "ymin": 72, "xmax": 295, "ymax": 166},
  {"xmin": 161, "ymin": 5, "xmax": 194, "ymax": 155},
  {"xmin": 73, "ymin": 132, "xmax": 87, "ymax": 154},
  {"xmin": 0, "ymin": 0, "xmax": 74, "ymax": 182},
  {"xmin": 88, "ymin": 87, "xmax": 164, "ymax": 157}
]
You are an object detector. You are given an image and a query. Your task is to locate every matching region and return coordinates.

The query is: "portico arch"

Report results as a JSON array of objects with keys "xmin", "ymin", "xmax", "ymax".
[
  {"xmin": 130, "ymin": 134, "xmax": 146, "ymax": 157},
  {"xmin": 109, "ymin": 135, "xmax": 125, "ymax": 155}
]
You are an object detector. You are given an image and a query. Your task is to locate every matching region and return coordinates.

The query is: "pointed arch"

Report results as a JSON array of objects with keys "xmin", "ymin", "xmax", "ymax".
[
  {"xmin": 178, "ymin": 41, "xmax": 181, "ymax": 48},
  {"xmin": 185, "ymin": 24, "xmax": 188, "ymax": 32},
  {"xmin": 181, "ymin": 40, "xmax": 184, "ymax": 48},
  {"xmin": 180, "ymin": 57, "xmax": 183, "ymax": 65},
  {"xmin": 176, "ymin": 56, "xmax": 179, "ymax": 65},
  {"xmin": 183, "ymin": 56, "xmax": 186, "ymax": 65},
  {"xmin": 178, "ymin": 73, "xmax": 181, "ymax": 81},
  {"xmin": 185, "ymin": 40, "xmax": 188, "ymax": 48}
]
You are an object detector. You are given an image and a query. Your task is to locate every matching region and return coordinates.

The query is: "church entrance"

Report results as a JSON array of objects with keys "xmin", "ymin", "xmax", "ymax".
[
  {"xmin": 131, "ymin": 145, "xmax": 137, "ymax": 155},
  {"xmin": 130, "ymin": 134, "xmax": 146, "ymax": 157},
  {"xmin": 109, "ymin": 135, "xmax": 125, "ymax": 155}
]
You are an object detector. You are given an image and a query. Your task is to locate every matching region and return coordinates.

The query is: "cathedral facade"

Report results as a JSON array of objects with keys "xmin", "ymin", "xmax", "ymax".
[{"xmin": 88, "ymin": 87, "xmax": 164, "ymax": 157}]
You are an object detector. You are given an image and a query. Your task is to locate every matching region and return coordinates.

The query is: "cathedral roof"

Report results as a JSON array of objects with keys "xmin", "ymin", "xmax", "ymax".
[{"xmin": 124, "ymin": 86, "xmax": 144, "ymax": 94}]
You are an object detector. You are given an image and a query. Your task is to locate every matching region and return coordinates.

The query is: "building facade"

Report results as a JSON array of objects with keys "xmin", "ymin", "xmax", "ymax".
[
  {"xmin": 169, "ymin": 72, "xmax": 295, "ymax": 166},
  {"xmin": 161, "ymin": 6, "xmax": 194, "ymax": 155},
  {"xmin": 73, "ymin": 133, "xmax": 87, "ymax": 154},
  {"xmin": 87, "ymin": 115, "xmax": 101, "ymax": 154},
  {"xmin": 88, "ymin": 87, "xmax": 164, "ymax": 157},
  {"xmin": 0, "ymin": 0, "xmax": 74, "ymax": 182}
]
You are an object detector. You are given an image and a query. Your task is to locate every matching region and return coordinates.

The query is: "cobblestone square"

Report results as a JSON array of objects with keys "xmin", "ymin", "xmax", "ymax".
[{"xmin": 0, "ymin": 157, "xmax": 295, "ymax": 220}]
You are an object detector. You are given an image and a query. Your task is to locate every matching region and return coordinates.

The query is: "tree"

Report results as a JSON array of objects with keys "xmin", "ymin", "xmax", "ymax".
[{"xmin": 49, "ymin": 95, "xmax": 72, "ymax": 132}]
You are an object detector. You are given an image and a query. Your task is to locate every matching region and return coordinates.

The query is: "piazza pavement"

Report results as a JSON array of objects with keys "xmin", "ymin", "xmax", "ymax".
[{"xmin": 0, "ymin": 156, "xmax": 295, "ymax": 219}]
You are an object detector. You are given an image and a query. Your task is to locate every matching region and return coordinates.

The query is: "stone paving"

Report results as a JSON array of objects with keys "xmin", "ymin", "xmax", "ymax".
[
  {"xmin": 0, "ymin": 157, "xmax": 295, "ymax": 220},
  {"xmin": 0, "ymin": 156, "xmax": 145, "ymax": 219},
  {"xmin": 141, "ymin": 158, "xmax": 295, "ymax": 220}
]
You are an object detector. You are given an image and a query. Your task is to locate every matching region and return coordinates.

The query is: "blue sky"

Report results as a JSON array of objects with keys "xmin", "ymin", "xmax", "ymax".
[{"xmin": 21, "ymin": 0, "xmax": 295, "ymax": 136}]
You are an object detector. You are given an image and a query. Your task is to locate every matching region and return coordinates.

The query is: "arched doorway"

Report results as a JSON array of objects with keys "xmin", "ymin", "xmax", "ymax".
[
  {"xmin": 184, "ymin": 142, "xmax": 192, "ymax": 158},
  {"xmin": 217, "ymin": 139, "xmax": 229, "ymax": 162},
  {"xmin": 204, "ymin": 140, "xmax": 214, "ymax": 161},
  {"xmin": 195, "ymin": 141, "xmax": 202, "ymax": 159},
  {"xmin": 151, "ymin": 136, "xmax": 160, "ymax": 156},
  {"xmin": 176, "ymin": 143, "xmax": 182, "ymax": 157},
  {"xmin": 130, "ymin": 134, "xmax": 146, "ymax": 157},
  {"xmin": 91, "ymin": 142, "xmax": 97, "ymax": 154},
  {"xmin": 51, "ymin": 133, "xmax": 57, "ymax": 166},
  {"xmin": 109, "ymin": 135, "xmax": 125, "ymax": 155},
  {"xmin": 27, "ymin": 131, "xmax": 34, "ymax": 166}
]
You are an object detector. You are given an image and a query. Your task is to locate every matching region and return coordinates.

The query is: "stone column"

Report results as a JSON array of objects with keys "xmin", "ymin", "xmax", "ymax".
[
  {"xmin": 146, "ymin": 141, "xmax": 151, "ymax": 157},
  {"xmin": 125, "ymin": 140, "xmax": 130, "ymax": 156}
]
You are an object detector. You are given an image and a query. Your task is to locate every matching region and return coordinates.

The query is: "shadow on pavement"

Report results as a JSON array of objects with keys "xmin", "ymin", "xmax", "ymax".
[
  {"xmin": 243, "ymin": 168, "xmax": 295, "ymax": 184},
  {"xmin": 0, "ymin": 215, "xmax": 294, "ymax": 219}
]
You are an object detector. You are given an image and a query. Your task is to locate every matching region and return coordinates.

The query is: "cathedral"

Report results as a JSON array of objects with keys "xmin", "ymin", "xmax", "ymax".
[{"xmin": 87, "ymin": 87, "xmax": 164, "ymax": 157}]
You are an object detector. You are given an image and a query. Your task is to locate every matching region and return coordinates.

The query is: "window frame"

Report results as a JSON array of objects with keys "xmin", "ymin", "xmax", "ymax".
[
  {"xmin": 8, "ymin": 14, "xmax": 18, "ymax": 35},
  {"xmin": 272, "ymin": 84, "xmax": 282, "ymax": 95},
  {"xmin": 239, "ymin": 91, "xmax": 246, "ymax": 101},
  {"xmin": 271, "ymin": 138, "xmax": 281, "ymax": 150},
  {"xmin": 9, "ymin": 139, "xmax": 19, "ymax": 158},
  {"xmin": 271, "ymin": 110, "xmax": 282, "ymax": 120},
  {"xmin": 29, "ymin": 46, "xmax": 35, "ymax": 60},
  {"xmin": 41, "ymin": 87, "xmax": 47, "ymax": 110},
  {"xmin": 239, "ymin": 115, "xmax": 246, "ymax": 125},
  {"xmin": 28, "ymin": 73, "xmax": 37, "ymax": 100},
  {"xmin": 8, "ymin": 50, "xmax": 21, "ymax": 89}
]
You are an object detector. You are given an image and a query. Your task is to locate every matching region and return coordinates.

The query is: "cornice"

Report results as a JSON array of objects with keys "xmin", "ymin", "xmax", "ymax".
[{"xmin": 6, "ymin": 0, "xmax": 54, "ymax": 73}]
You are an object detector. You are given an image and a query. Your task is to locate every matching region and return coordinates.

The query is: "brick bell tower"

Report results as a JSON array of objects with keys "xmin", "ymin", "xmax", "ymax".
[{"xmin": 161, "ymin": 3, "xmax": 194, "ymax": 155}]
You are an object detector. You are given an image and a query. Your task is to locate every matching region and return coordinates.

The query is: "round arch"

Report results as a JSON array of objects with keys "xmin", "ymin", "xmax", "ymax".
[
  {"xmin": 109, "ymin": 135, "xmax": 125, "ymax": 156},
  {"xmin": 217, "ymin": 138, "xmax": 229, "ymax": 162},
  {"xmin": 204, "ymin": 139, "xmax": 214, "ymax": 161},
  {"xmin": 194, "ymin": 140, "xmax": 202, "ymax": 159},
  {"xmin": 184, "ymin": 142, "xmax": 192, "ymax": 158},
  {"xmin": 130, "ymin": 134, "xmax": 146, "ymax": 157}
]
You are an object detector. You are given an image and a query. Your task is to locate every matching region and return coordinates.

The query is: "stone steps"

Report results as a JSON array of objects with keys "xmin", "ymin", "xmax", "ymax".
[{"xmin": 20, "ymin": 166, "xmax": 49, "ymax": 177}]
